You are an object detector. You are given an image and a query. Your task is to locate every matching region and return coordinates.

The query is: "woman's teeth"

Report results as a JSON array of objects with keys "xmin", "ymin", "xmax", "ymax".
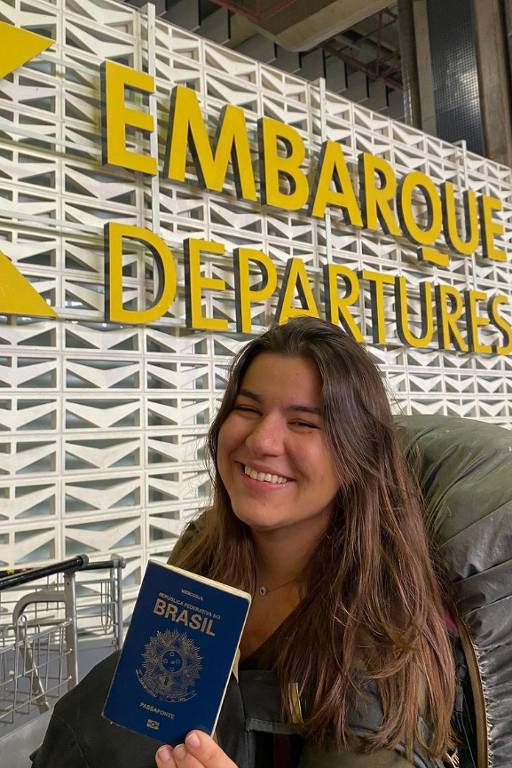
[{"xmin": 244, "ymin": 465, "xmax": 287, "ymax": 484}]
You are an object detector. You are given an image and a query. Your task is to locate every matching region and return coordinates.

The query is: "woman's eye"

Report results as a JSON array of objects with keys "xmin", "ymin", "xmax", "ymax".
[
  {"xmin": 291, "ymin": 420, "xmax": 319, "ymax": 430},
  {"xmin": 234, "ymin": 404, "xmax": 259, "ymax": 414}
]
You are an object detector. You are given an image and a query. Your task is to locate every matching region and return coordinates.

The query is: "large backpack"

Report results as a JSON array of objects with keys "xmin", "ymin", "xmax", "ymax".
[{"xmin": 397, "ymin": 415, "xmax": 512, "ymax": 768}]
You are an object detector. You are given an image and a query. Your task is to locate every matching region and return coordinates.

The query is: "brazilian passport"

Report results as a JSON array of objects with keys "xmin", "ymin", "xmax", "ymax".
[{"xmin": 103, "ymin": 561, "xmax": 251, "ymax": 744}]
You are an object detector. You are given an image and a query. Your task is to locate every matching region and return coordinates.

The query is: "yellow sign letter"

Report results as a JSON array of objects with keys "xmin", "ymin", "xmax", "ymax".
[
  {"xmin": 259, "ymin": 117, "xmax": 309, "ymax": 211},
  {"xmin": 395, "ymin": 277, "xmax": 434, "ymax": 348},
  {"xmin": 397, "ymin": 171, "xmax": 446, "ymax": 265},
  {"xmin": 479, "ymin": 195, "xmax": 506, "ymax": 262},
  {"xmin": 105, "ymin": 223, "xmax": 176, "ymax": 323},
  {"xmin": 276, "ymin": 258, "xmax": 319, "ymax": 323},
  {"xmin": 488, "ymin": 294, "xmax": 512, "ymax": 355},
  {"xmin": 441, "ymin": 182, "xmax": 479, "ymax": 256},
  {"xmin": 464, "ymin": 289, "xmax": 492, "ymax": 354},
  {"xmin": 434, "ymin": 283, "xmax": 468, "ymax": 352},
  {"xmin": 234, "ymin": 248, "xmax": 277, "ymax": 334},
  {"xmin": 323, "ymin": 263, "xmax": 363, "ymax": 341},
  {"xmin": 359, "ymin": 269, "xmax": 395, "ymax": 344},
  {"xmin": 165, "ymin": 86, "xmax": 256, "ymax": 201},
  {"xmin": 358, "ymin": 152, "xmax": 401, "ymax": 237},
  {"xmin": 310, "ymin": 141, "xmax": 363, "ymax": 226},
  {"xmin": 184, "ymin": 239, "xmax": 229, "ymax": 331},
  {"xmin": 101, "ymin": 61, "xmax": 156, "ymax": 175}
]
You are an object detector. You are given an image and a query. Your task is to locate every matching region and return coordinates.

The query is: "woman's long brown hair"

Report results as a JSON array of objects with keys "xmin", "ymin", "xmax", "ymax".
[{"xmin": 171, "ymin": 317, "xmax": 455, "ymax": 758}]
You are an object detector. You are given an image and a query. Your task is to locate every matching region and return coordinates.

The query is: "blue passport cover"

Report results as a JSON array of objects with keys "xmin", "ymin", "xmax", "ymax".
[{"xmin": 103, "ymin": 560, "xmax": 251, "ymax": 744}]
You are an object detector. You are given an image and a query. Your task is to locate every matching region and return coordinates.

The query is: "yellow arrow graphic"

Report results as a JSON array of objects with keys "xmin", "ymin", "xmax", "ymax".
[
  {"xmin": 0, "ymin": 23, "xmax": 57, "ymax": 317},
  {"xmin": 0, "ymin": 250, "xmax": 57, "ymax": 317},
  {"xmin": 0, "ymin": 20, "xmax": 54, "ymax": 80}
]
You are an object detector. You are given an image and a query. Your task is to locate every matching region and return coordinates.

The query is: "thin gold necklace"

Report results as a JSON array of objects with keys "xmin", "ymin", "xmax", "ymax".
[{"xmin": 257, "ymin": 577, "xmax": 297, "ymax": 596}]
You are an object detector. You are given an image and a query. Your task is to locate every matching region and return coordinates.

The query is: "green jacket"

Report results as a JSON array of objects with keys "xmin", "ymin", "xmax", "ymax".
[
  {"xmin": 30, "ymin": 649, "xmax": 420, "ymax": 768},
  {"xmin": 31, "ymin": 521, "xmax": 436, "ymax": 768}
]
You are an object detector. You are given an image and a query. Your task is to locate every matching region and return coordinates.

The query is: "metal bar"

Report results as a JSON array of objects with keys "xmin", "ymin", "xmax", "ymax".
[
  {"xmin": 367, "ymin": 50, "xmax": 401, "ymax": 75},
  {"xmin": 11, "ymin": 590, "xmax": 64, "ymax": 625},
  {"xmin": 375, "ymin": 11, "xmax": 383, "ymax": 77},
  {"xmin": 12, "ymin": 618, "xmax": 22, "ymax": 717},
  {"xmin": 343, "ymin": 15, "xmax": 398, "ymax": 50},
  {"xmin": 11, "ymin": 589, "xmax": 68, "ymax": 713},
  {"xmin": 0, "ymin": 556, "xmax": 89, "ymax": 592},
  {"xmin": 63, "ymin": 573, "xmax": 79, "ymax": 690},
  {"xmin": 14, "ymin": 613, "xmax": 50, "ymax": 714},
  {"xmin": 323, "ymin": 43, "xmax": 402, "ymax": 91},
  {"xmin": 209, "ymin": 0, "xmax": 298, "ymax": 23},
  {"xmin": 115, "ymin": 563, "xmax": 124, "ymax": 647},
  {"xmin": 380, "ymin": 61, "xmax": 400, "ymax": 77},
  {"xmin": 397, "ymin": 0, "xmax": 421, "ymax": 126},
  {"xmin": 384, "ymin": 7, "xmax": 398, "ymax": 22},
  {"xmin": 81, "ymin": 556, "xmax": 126, "ymax": 572},
  {"xmin": 379, "ymin": 61, "xmax": 402, "ymax": 79},
  {"xmin": 147, "ymin": 2, "xmax": 160, "ymax": 237}
]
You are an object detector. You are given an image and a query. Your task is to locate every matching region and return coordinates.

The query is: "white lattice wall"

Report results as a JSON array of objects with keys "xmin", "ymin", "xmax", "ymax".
[{"xmin": 1, "ymin": 0, "xmax": 512, "ymax": 608}]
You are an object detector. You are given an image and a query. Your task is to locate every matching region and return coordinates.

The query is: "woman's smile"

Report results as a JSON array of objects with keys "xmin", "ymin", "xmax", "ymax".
[{"xmin": 241, "ymin": 462, "xmax": 291, "ymax": 487}]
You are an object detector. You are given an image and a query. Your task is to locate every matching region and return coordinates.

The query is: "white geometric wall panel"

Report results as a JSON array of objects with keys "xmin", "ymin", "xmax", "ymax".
[{"xmin": 1, "ymin": 0, "xmax": 512, "ymax": 612}]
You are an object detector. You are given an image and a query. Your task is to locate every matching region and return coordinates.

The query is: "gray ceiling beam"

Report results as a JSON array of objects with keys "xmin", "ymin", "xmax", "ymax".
[
  {"xmin": 162, "ymin": 0, "xmax": 200, "ymax": 30},
  {"xmin": 235, "ymin": 33, "xmax": 276, "ymax": 62},
  {"xmin": 250, "ymin": 0, "xmax": 393, "ymax": 52},
  {"xmin": 199, "ymin": 7, "xmax": 231, "ymax": 44}
]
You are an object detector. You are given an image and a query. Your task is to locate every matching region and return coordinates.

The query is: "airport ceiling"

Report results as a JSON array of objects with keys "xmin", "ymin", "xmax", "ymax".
[{"xmin": 123, "ymin": 0, "xmax": 403, "ymax": 116}]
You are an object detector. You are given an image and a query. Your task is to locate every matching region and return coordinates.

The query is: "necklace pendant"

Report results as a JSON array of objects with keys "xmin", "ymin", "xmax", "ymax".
[{"xmin": 259, "ymin": 586, "xmax": 268, "ymax": 596}]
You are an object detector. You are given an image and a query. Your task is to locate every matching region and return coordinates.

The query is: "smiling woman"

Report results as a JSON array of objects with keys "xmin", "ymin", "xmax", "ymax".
[
  {"xmin": 32, "ymin": 318, "xmax": 456, "ymax": 768},
  {"xmin": 167, "ymin": 317, "xmax": 456, "ymax": 767}
]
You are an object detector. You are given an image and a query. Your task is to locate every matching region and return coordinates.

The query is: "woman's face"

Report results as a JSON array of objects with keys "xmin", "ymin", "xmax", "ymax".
[{"xmin": 217, "ymin": 353, "xmax": 340, "ymax": 537}]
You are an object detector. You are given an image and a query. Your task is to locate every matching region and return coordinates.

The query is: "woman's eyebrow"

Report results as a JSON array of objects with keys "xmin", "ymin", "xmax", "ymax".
[
  {"xmin": 237, "ymin": 388, "xmax": 321, "ymax": 415},
  {"xmin": 287, "ymin": 404, "xmax": 322, "ymax": 416},
  {"xmin": 237, "ymin": 387, "xmax": 261, "ymax": 402}
]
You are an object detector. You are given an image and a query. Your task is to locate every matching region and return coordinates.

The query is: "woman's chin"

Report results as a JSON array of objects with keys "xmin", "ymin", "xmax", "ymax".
[{"xmin": 232, "ymin": 506, "xmax": 286, "ymax": 532}]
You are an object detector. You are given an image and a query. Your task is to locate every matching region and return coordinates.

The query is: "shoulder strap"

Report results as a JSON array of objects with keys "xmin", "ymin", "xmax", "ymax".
[{"xmin": 456, "ymin": 617, "xmax": 488, "ymax": 768}]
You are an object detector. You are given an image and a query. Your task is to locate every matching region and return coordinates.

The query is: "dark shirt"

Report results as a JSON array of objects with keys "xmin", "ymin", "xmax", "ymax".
[{"xmin": 238, "ymin": 629, "xmax": 304, "ymax": 768}]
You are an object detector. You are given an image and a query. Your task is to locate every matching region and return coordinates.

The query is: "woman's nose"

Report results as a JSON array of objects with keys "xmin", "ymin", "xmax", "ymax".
[{"xmin": 244, "ymin": 414, "xmax": 284, "ymax": 455}]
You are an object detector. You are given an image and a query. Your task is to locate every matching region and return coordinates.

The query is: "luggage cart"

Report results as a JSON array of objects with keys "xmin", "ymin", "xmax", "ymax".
[{"xmin": 0, "ymin": 555, "xmax": 125, "ymax": 739}]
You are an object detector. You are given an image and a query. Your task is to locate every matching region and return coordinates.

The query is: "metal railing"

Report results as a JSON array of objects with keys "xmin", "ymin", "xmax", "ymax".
[{"xmin": 0, "ymin": 555, "xmax": 125, "ymax": 734}]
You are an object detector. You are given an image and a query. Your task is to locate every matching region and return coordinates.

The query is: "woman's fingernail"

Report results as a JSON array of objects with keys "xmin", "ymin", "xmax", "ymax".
[
  {"xmin": 186, "ymin": 731, "xmax": 201, "ymax": 749},
  {"xmin": 156, "ymin": 745, "xmax": 173, "ymax": 762},
  {"xmin": 174, "ymin": 743, "xmax": 186, "ymax": 760}
]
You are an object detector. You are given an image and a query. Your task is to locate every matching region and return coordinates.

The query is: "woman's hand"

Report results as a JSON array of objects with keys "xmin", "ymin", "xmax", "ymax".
[{"xmin": 155, "ymin": 731, "xmax": 238, "ymax": 768}]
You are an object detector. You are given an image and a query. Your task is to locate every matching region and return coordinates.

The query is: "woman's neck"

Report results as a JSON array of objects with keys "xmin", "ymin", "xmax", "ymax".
[{"xmin": 251, "ymin": 525, "xmax": 321, "ymax": 587}]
